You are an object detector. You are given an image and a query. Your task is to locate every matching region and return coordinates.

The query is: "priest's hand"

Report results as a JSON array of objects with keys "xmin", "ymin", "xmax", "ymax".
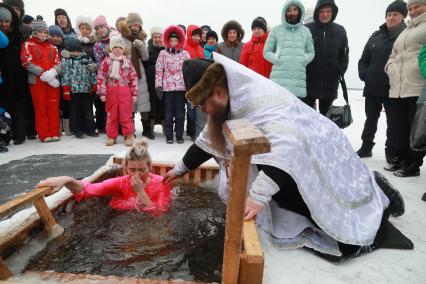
[
  {"xmin": 244, "ymin": 197, "xmax": 264, "ymax": 220},
  {"xmin": 163, "ymin": 170, "xmax": 178, "ymax": 185}
]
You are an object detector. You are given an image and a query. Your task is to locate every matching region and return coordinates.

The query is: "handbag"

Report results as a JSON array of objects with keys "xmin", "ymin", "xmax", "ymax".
[
  {"xmin": 409, "ymin": 102, "xmax": 426, "ymax": 151},
  {"xmin": 325, "ymin": 76, "xmax": 353, "ymax": 129}
]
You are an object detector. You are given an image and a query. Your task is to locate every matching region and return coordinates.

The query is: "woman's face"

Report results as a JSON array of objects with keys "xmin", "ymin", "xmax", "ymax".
[
  {"xmin": 49, "ymin": 34, "xmax": 63, "ymax": 45},
  {"xmin": 252, "ymin": 27, "xmax": 265, "ymax": 37},
  {"xmin": 408, "ymin": 3, "xmax": 426, "ymax": 19},
  {"xmin": 79, "ymin": 23, "xmax": 91, "ymax": 37},
  {"xmin": 126, "ymin": 160, "xmax": 150, "ymax": 182},
  {"xmin": 0, "ymin": 20, "xmax": 11, "ymax": 33},
  {"xmin": 95, "ymin": 25, "xmax": 109, "ymax": 39},
  {"xmin": 207, "ymin": 37, "xmax": 217, "ymax": 45}
]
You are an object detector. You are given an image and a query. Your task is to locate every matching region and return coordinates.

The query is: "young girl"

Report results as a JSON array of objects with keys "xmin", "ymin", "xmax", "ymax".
[
  {"xmin": 21, "ymin": 20, "xmax": 62, "ymax": 143},
  {"xmin": 38, "ymin": 140, "xmax": 172, "ymax": 213},
  {"xmin": 97, "ymin": 35, "xmax": 138, "ymax": 146},
  {"xmin": 155, "ymin": 25, "xmax": 190, "ymax": 144},
  {"xmin": 203, "ymin": 30, "xmax": 218, "ymax": 60}
]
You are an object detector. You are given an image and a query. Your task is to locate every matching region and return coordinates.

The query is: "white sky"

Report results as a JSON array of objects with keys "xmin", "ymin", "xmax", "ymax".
[{"xmin": 22, "ymin": 0, "xmax": 397, "ymax": 88}]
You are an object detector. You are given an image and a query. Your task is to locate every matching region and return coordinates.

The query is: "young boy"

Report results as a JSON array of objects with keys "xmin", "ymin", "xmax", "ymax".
[
  {"xmin": 61, "ymin": 37, "xmax": 98, "ymax": 138},
  {"xmin": 21, "ymin": 20, "xmax": 62, "ymax": 143}
]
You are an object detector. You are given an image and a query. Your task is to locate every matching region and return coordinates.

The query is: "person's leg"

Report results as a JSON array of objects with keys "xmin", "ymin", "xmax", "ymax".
[
  {"xmin": 384, "ymin": 98, "xmax": 406, "ymax": 171},
  {"xmin": 117, "ymin": 87, "xmax": 134, "ymax": 137},
  {"xmin": 8, "ymin": 96, "xmax": 27, "ymax": 144},
  {"xmin": 105, "ymin": 88, "xmax": 119, "ymax": 140},
  {"xmin": 46, "ymin": 85, "xmax": 61, "ymax": 139},
  {"xmin": 357, "ymin": 96, "xmax": 382, "ymax": 157},
  {"xmin": 70, "ymin": 93, "xmax": 83, "ymax": 137},
  {"xmin": 186, "ymin": 100, "xmax": 196, "ymax": 139},
  {"xmin": 30, "ymin": 83, "xmax": 50, "ymax": 141},
  {"xmin": 383, "ymin": 97, "xmax": 398, "ymax": 163},
  {"xmin": 175, "ymin": 91, "xmax": 186, "ymax": 142},
  {"xmin": 81, "ymin": 93, "xmax": 97, "ymax": 136},
  {"xmin": 141, "ymin": 111, "xmax": 154, "ymax": 139},
  {"xmin": 163, "ymin": 92, "xmax": 174, "ymax": 142},
  {"xmin": 94, "ymin": 96, "xmax": 106, "ymax": 133},
  {"xmin": 24, "ymin": 91, "xmax": 37, "ymax": 139},
  {"xmin": 318, "ymin": 98, "xmax": 334, "ymax": 116}
]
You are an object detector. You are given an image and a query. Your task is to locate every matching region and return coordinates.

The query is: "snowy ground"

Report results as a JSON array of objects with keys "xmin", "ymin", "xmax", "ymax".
[{"xmin": 1, "ymin": 90, "xmax": 425, "ymax": 283}]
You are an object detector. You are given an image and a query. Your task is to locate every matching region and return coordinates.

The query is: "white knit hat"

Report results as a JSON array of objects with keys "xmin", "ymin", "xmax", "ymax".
[
  {"xmin": 408, "ymin": 0, "xmax": 426, "ymax": 6},
  {"xmin": 150, "ymin": 26, "xmax": 163, "ymax": 36},
  {"xmin": 109, "ymin": 35, "xmax": 125, "ymax": 50}
]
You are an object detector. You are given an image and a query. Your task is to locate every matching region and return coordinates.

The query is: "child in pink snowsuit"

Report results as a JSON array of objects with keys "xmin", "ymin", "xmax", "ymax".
[
  {"xmin": 97, "ymin": 35, "xmax": 138, "ymax": 146},
  {"xmin": 38, "ymin": 140, "xmax": 172, "ymax": 214}
]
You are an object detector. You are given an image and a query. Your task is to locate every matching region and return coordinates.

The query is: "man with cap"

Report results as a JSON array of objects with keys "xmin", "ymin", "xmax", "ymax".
[
  {"xmin": 356, "ymin": 0, "xmax": 407, "ymax": 161},
  {"xmin": 21, "ymin": 20, "xmax": 62, "ymax": 143},
  {"xmin": 117, "ymin": 12, "xmax": 152, "ymax": 139},
  {"xmin": 0, "ymin": 2, "xmax": 34, "ymax": 145},
  {"xmin": 240, "ymin": 16, "xmax": 272, "ymax": 78},
  {"xmin": 54, "ymin": 8, "xmax": 76, "ymax": 39},
  {"xmin": 384, "ymin": 0, "xmax": 426, "ymax": 177},
  {"xmin": 163, "ymin": 52, "xmax": 413, "ymax": 261},
  {"xmin": 304, "ymin": 0, "xmax": 349, "ymax": 116}
]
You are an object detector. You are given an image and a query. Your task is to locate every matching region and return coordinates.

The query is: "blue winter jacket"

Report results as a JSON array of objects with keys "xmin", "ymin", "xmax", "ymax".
[
  {"xmin": 0, "ymin": 31, "xmax": 8, "ymax": 49},
  {"xmin": 61, "ymin": 53, "xmax": 97, "ymax": 94},
  {"xmin": 264, "ymin": 0, "xmax": 315, "ymax": 98}
]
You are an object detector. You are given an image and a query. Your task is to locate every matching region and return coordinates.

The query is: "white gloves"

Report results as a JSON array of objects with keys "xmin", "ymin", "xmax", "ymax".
[
  {"xmin": 133, "ymin": 39, "xmax": 144, "ymax": 48},
  {"xmin": 60, "ymin": 49, "xmax": 70, "ymax": 58},
  {"xmin": 48, "ymin": 78, "xmax": 60, "ymax": 88},
  {"xmin": 87, "ymin": 63, "xmax": 98, "ymax": 72},
  {"xmin": 40, "ymin": 68, "xmax": 58, "ymax": 82}
]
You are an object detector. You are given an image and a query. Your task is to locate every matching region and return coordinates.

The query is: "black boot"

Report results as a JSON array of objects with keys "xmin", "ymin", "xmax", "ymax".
[
  {"xmin": 356, "ymin": 142, "xmax": 374, "ymax": 158},
  {"xmin": 394, "ymin": 162, "xmax": 420, "ymax": 178},
  {"xmin": 142, "ymin": 120, "xmax": 155, "ymax": 140},
  {"xmin": 384, "ymin": 158, "xmax": 405, "ymax": 172},
  {"xmin": 373, "ymin": 171, "xmax": 405, "ymax": 217}
]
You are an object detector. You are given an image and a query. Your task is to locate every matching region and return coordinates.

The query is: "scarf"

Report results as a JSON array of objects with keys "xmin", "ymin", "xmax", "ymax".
[
  {"xmin": 109, "ymin": 53, "xmax": 129, "ymax": 80},
  {"xmin": 123, "ymin": 32, "xmax": 143, "ymax": 79}
]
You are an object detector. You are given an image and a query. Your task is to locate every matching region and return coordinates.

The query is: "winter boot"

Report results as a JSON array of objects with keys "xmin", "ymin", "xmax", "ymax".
[
  {"xmin": 356, "ymin": 142, "xmax": 374, "ymax": 158},
  {"xmin": 393, "ymin": 162, "xmax": 420, "ymax": 178},
  {"xmin": 373, "ymin": 171, "xmax": 405, "ymax": 217},
  {"xmin": 124, "ymin": 134, "xmax": 135, "ymax": 147},
  {"xmin": 63, "ymin": 119, "xmax": 72, "ymax": 136},
  {"xmin": 106, "ymin": 137, "xmax": 116, "ymax": 146},
  {"xmin": 142, "ymin": 120, "xmax": 155, "ymax": 140}
]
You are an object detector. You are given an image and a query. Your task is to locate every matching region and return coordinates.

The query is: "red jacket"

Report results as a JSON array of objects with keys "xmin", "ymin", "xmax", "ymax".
[
  {"xmin": 184, "ymin": 25, "xmax": 204, "ymax": 59},
  {"xmin": 239, "ymin": 33, "xmax": 272, "ymax": 78},
  {"xmin": 21, "ymin": 37, "xmax": 61, "ymax": 84}
]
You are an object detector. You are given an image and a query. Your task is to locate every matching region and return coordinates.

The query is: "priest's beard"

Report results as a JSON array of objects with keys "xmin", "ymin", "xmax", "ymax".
[{"xmin": 207, "ymin": 102, "xmax": 230, "ymax": 155}]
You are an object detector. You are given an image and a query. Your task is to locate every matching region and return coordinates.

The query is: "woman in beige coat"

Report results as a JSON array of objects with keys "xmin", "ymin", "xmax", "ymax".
[{"xmin": 385, "ymin": 0, "xmax": 426, "ymax": 177}]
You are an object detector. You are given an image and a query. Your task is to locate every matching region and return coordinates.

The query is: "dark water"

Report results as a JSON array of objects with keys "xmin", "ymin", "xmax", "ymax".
[
  {"xmin": 0, "ymin": 154, "xmax": 110, "ymax": 204},
  {"xmin": 26, "ymin": 185, "xmax": 225, "ymax": 282}
]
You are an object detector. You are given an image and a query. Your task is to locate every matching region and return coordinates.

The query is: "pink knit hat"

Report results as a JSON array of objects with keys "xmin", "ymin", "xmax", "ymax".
[{"xmin": 93, "ymin": 15, "xmax": 108, "ymax": 28}]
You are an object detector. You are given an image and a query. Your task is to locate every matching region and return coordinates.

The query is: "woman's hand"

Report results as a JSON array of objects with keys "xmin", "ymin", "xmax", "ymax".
[
  {"xmin": 244, "ymin": 197, "xmax": 264, "ymax": 221},
  {"xmin": 163, "ymin": 170, "xmax": 178, "ymax": 184},
  {"xmin": 132, "ymin": 175, "xmax": 152, "ymax": 206},
  {"xmin": 37, "ymin": 176, "xmax": 70, "ymax": 196}
]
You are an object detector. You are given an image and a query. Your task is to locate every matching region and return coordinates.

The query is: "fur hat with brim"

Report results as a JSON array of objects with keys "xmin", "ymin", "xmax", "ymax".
[
  {"xmin": 3, "ymin": 0, "xmax": 24, "ymax": 18},
  {"xmin": 183, "ymin": 59, "xmax": 227, "ymax": 106},
  {"xmin": 221, "ymin": 20, "xmax": 245, "ymax": 42},
  {"xmin": 150, "ymin": 26, "xmax": 163, "ymax": 36},
  {"xmin": 408, "ymin": 0, "xmax": 426, "ymax": 7},
  {"xmin": 75, "ymin": 15, "xmax": 94, "ymax": 32}
]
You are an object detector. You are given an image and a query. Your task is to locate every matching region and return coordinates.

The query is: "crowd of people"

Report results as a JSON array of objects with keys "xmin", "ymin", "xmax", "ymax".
[{"xmin": 0, "ymin": 0, "xmax": 425, "ymax": 179}]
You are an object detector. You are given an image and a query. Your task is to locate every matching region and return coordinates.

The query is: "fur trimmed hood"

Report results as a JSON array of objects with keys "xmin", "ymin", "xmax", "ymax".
[
  {"xmin": 221, "ymin": 20, "xmax": 245, "ymax": 43},
  {"xmin": 75, "ymin": 15, "xmax": 96, "ymax": 43},
  {"xmin": 163, "ymin": 25, "xmax": 186, "ymax": 50},
  {"xmin": 118, "ymin": 20, "xmax": 147, "ymax": 41}
]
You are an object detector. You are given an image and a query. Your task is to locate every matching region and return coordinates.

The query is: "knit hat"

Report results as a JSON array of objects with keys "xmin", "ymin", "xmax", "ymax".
[
  {"xmin": 251, "ymin": 16, "xmax": 267, "ymax": 32},
  {"xmin": 32, "ymin": 20, "xmax": 48, "ymax": 34},
  {"xmin": 65, "ymin": 37, "xmax": 82, "ymax": 52},
  {"xmin": 206, "ymin": 30, "xmax": 218, "ymax": 42},
  {"xmin": 0, "ymin": 7, "xmax": 12, "ymax": 22},
  {"xmin": 3, "ymin": 0, "xmax": 24, "ymax": 17},
  {"xmin": 182, "ymin": 59, "xmax": 217, "ymax": 106},
  {"xmin": 168, "ymin": 32, "xmax": 179, "ymax": 39},
  {"xmin": 126, "ymin": 12, "xmax": 142, "ymax": 27},
  {"xmin": 93, "ymin": 15, "xmax": 108, "ymax": 28},
  {"xmin": 386, "ymin": 0, "xmax": 408, "ymax": 17},
  {"xmin": 36, "ymin": 15, "xmax": 43, "ymax": 20},
  {"xmin": 48, "ymin": 25, "xmax": 64, "ymax": 38},
  {"xmin": 22, "ymin": 14, "xmax": 34, "ymax": 25},
  {"xmin": 407, "ymin": 0, "xmax": 426, "ymax": 7},
  {"xmin": 150, "ymin": 26, "xmax": 163, "ymax": 36},
  {"xmin": 200, "ymin": 25, "xmax": 211, "ymax": 31},
  {"xmin": 110, "ymin": 35, "xmax": 125, "ymax": 50}
]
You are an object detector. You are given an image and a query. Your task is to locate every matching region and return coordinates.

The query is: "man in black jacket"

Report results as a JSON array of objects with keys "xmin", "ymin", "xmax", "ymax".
[
  {"xmin": 304, "ymin": 0, "xmax": 349, "ymax": 115},
  {"xmin": 356, "ymin": 0, "xmax": 407, "ymax": 160}
]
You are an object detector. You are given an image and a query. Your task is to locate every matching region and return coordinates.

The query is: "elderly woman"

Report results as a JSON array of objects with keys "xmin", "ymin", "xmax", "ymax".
[{"xmin": 385, "ymin": 0, "xmax": 426, "ymax": 177}]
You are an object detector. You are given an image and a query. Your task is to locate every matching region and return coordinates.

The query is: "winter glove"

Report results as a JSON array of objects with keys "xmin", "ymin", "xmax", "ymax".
[
  {"xmin": 60, "ymin": 49, "xmax": 70, "ymax": 58},
  {"xmin": 78, "ymin": 35, "xmax": 90, "ymax": 44},
  {"xmin": 100, "ymin": 96, "xmax": 106, "ymax": 102},
  {"xmin": 133, "ymin": 39, "xmax": 144, "ymax": 48},
  {"xmin": 48, "ymin": 78, "xmax": 60, "ymax": 88},
  {"xmin": 155, "ymin": 87, "xmax": 163, "ymax": 101},
  {"xmin": 90, "ymin": 84, "xmax": 97, "ymax": 95},
  {"xmin": 87, "ymin": 63, "xmax": 97, "ymax": 72},
  {"xmin": 63, "ymin": 86, "xmax": 71, "ymax": 101},
  {"xmin": 40, "ymin": 68, "xmax": 58, "ymax": 82},
  {"xmin": 132, "ymin": 96, "xmax": 138, "ymax": 103}
]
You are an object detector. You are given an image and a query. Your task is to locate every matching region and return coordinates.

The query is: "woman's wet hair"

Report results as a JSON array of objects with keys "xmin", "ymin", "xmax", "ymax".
[{"xmin": 125, "ymin": 139, "xmax": 152, "ymax": 166}]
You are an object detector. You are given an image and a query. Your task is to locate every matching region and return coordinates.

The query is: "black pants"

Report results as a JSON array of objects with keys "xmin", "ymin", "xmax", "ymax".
[
  {"xmin": 70, "ymin": 93, "xmax": 96, "ymax": 135},
  {"xmin": 8, "ymin": 96, "xmax": 29, "ymax": 142},
  {"xmin": 361, "ymin": 96, "xmax": 397, "ymax": 155},
  {"xmin": 302, "ymin": 97, "xmax": 334, "ymax": 116},
  {"xmin": 164, "ymin": 91, "xmax": 185, "ymax": 140},
  {"xmin": 93, "ymin": 96, "xmax": 106, "ymax": 132},
  {"xmin": 389, "ymin": 97, "xmax": 425, "ymax": 167}
]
